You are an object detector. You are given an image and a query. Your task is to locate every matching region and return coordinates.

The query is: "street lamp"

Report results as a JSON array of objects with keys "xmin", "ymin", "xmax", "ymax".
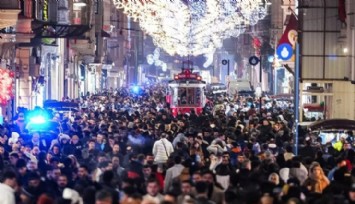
[{"xmin": 222, "ymin": 59, "xmax": 230, "ymax": 78}]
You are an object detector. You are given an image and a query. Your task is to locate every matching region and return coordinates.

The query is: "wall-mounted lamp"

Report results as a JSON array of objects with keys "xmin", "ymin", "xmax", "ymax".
[
  {"xmin": 343, "ymin": 47, "xmax": 349, "ymax": 53},
  {"xmin": 73, "ymin": 0, "xmax": 87, "ymax": 8}
]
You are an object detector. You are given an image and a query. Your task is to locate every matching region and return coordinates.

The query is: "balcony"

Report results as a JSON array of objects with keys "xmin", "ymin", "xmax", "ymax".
[
  {"xmin": 31, "ymin": 20, "xmax": 90, "ymax": 39},
  {"xmin": 31, "ymin": 0, "xmax": 91, "ymax": 39},
  {"xmin": 0, "ymin": 9, "xmax": 21, "ymax": 30}
]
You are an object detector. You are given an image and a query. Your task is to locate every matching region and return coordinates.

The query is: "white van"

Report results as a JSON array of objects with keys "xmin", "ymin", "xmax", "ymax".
[
  {"xmin": 228, "ymin": 79, "xmax": 253, "ymax": 96},
  {"xmin": 206, "ymin": 83, "xmax": 228, "ymax": 96}
]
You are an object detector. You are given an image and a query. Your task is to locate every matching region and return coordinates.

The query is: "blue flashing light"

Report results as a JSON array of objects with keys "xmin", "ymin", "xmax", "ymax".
[
  {"xmin": 30, "ymin": 115, "xmax": 46, "ymax": 124},
  {"xmin": 132, "ymin": 86, "xmax": 140, "ymax": 94}
]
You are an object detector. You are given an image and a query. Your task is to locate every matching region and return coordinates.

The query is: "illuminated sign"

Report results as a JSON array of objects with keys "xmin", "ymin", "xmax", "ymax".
[
  {"xmin": 177, "ymin": 73, "xmax": 198, "ymax": 79},
  {"xmin": 43, "ymin": 0, "xmax": 48, "ymax": 21},
  {"xmin": 174, "ymin": 69, "xmax": 202, "ymax": 80}
]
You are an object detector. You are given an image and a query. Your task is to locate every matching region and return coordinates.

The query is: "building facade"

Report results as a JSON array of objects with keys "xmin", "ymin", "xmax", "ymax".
[{"xmin": 299, "ymin": 0, "xmax": 355, "ymax": 120}]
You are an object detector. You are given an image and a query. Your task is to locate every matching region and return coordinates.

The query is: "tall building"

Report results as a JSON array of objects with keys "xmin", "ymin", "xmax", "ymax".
[
  {"xmin": 299, "ymin": 0, "xmax": 355, "ymax": 120},
  {"xmin": 0, "ymin": 0, "xmax": 21, "ymax": 119}
]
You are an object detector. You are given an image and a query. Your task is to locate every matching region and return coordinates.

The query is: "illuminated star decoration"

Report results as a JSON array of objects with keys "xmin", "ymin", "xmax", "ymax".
[
  {"xmin": 146, "ymin": 48, "xmax": 168, "ymax": 72},
  {"xmin": 113, "ymin": 0, "xmax": 269, "ymax": 56}
]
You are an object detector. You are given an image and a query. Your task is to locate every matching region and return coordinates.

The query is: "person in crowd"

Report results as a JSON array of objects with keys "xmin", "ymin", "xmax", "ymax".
[
  {"xmin": 9, "ymin": 152, "xmax": 19, "ymax": 167},
  {"xmin": 328, "ymin": 157, "xmax": 347, "ymax": 181},
  {"xmin": 95, "ymin": 190, "xmax": 113, "ymax": 204},
  {"xmin": 284, "ymin": 145, "xmax": 295, "ymax": 161},
  {"xmin": 177, "ymin": 180, "xmax": 195, "ymax": 204},
  {"xmin": 95, "ymin": 133, "xmax": 112, "ymax": 153},
  {"xmin": 143, "ymin": 178, "xmax": 164, "ymax": 203},
  {"xmin": 303, "ymin": 161, "xmax": 330, "ymax": 193},
  {"xmin": 0, "ymin": 86, "xmax": 353, "ymax": 204},
  {"xmin": 0, "ymin": 170, "xmax": 18, "ymax": 204},
  {"xmin": 164, "ymin": 155, "xmax": 185, "ymax": 193},
  {"xmin": 194, "ymin": 181, "xmax": 216, "ymax": 204},
  {"xmin": 152, "ymin": 133, "xmax": 174, "ymax": 165},
  {"xmin": 112, "ymin": 156, "xmax": 125, "ymax": 178},
  {"xmin": 201, "ymin": 170, "xmax": 225, "ymax": 204},
  {"xmin": 214, "ymin": 152, "xmax": 236, "ymax": 191},
  {"xmin": 29, "ymin": 132, "xmax": 47, "ymax": 151},
  {"xmin": 347, "ymin": 183, "xmax": 355, "ymax": 203},
  {"xmin": 268, "ymin": 172, "xmax": 282, "ymax": 187}
]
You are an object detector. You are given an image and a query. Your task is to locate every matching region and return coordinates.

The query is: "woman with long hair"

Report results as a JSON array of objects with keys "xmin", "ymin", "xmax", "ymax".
[{"xmin": 303, "ymin": 161, "xmax": 329, "ymax": 193}]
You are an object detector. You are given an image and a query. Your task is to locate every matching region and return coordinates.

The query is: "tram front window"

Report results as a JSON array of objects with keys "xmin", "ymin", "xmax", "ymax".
[{"xmin": 178, "ymin": 88, "xmax": 201, "ymax": 106}]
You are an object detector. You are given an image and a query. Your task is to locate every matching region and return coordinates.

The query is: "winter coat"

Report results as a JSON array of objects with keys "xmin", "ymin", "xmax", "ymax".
[{"xmin": 152, "ymin": 138, "xmax": 174, "ymax": 164}]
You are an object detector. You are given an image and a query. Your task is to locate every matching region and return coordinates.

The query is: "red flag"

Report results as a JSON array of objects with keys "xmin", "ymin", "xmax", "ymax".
[
  {"xmin": 338, "ymin": 0, "xmax": 346, "ymax": 23},
  {"xmin": 278, "ymin": 13, "xmax": 298, "ymax": 47}
]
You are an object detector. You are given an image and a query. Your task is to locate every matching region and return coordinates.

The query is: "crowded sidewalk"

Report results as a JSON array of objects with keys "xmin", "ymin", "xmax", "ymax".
[{"xmin": 0, "ymin": 87, "xmax": 353, "ymax": 204}]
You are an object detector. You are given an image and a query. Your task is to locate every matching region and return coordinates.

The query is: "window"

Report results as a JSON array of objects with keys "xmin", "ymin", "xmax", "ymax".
[{"xmin": 177, "ymin": 87, "xmax": 201, "ymax": 106}]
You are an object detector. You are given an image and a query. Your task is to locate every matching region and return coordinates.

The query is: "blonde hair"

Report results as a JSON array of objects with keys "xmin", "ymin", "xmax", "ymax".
[
  {"xmin": 268, "ymin": 172, "xmax": 280, "ymax": 185},
  {"xmin": 308, "ymin": 161, "xmax": 330, "ymax": 185}
]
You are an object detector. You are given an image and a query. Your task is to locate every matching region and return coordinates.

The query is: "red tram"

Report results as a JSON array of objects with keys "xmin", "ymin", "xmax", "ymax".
[{"xmin": 166, "ymin": 62, "xmax": 207, "ymax": 117}]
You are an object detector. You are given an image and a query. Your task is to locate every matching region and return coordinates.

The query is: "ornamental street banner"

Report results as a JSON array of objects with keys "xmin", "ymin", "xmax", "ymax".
[{"xmin": 277, "ymin": 13, "xmax": 298, "ymax": 61}]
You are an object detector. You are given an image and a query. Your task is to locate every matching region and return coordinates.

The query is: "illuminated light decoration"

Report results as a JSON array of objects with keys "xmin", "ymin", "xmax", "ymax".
[
  {"xmin": 146, "ymin": 48, "xmax": 168, "ymax": 72},
  {"xmin": 203, "ymin": 53, "xmax": 214, "ymax": 68},
  {"xmin": 113, "ymin": 0, "xmax": 269, "ymax": 56},
  {"xmin": 0, "ymin": 68, "xmax": 14, "ymax": 105}
]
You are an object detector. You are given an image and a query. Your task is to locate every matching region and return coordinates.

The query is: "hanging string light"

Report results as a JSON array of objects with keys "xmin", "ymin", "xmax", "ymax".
[{"xmin": 113, "ymin": 0, "xmax": 269, "ymax": 56}]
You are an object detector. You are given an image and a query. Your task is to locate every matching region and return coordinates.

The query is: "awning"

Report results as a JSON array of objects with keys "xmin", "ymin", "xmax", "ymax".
[
  {"xmin": 309, "ymin": 119, "xmax": 355, "ymax": 131},
  {"xmin": 101, "ymin": 30, "xmax": 111, "ymax": 38},
  {"xmin": 31, "ymin": 20, "xmax": 90, "ymax": 38},
  {"xmin": 303, "ymin": 104, "xmax": 326, "ymax": 112},
  {"xmin": 0, "ymin": 9, "xmax": 21, "ymax": 29}
]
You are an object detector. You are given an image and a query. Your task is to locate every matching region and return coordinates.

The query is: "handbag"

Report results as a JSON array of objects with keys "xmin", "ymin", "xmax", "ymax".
[{"xmin": 161, "ymin": 139, "xmax": 170, "ymax": 158}]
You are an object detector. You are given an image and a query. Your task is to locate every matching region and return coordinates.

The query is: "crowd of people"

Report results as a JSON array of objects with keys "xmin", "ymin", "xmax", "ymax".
[{"xmin": 0, "ymin": 86, "xmax": 353, "ymax": 204}]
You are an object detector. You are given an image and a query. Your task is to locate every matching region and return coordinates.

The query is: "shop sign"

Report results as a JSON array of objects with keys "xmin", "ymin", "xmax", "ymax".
[{"xmin": 43, "ymin": 0, "xmax": 48, "ymax": 21}]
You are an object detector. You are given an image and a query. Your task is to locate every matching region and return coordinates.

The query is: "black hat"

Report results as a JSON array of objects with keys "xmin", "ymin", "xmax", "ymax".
[
  {"xmin": 16, "ymin": 159, "xmax": 27, "ymax": 169},
  {"xmin": 27, "ymin": 172, "xmax": 40, "ymax": 181}
]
